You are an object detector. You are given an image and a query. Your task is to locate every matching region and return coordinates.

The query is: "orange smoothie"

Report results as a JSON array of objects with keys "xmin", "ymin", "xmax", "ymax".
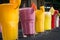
[{"xmin": 0, "ymin": 0, "xmax": 21, "ymax": 40}]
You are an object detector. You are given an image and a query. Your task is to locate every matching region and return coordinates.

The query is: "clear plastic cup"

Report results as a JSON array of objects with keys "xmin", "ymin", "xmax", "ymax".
[
  {"xmin": 20, "ymin": 8, "xmax": 35, "ymax": 36},
  {"xmin": 0, "ymin": 0, "xmax": 21, "ymax": 40},
  {"xmin": 44, "ymin": 12, "xmax": 51, "ymax": 31}
]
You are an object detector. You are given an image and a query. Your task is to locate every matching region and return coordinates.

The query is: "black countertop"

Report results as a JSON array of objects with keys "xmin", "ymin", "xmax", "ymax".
[
  {"xmin": 19, "ymin": 27, "xmax": 60, "ymax": 40},
  {"xmin": 0, "ymin": 27, "xmax": 60, "ymax": 40}
]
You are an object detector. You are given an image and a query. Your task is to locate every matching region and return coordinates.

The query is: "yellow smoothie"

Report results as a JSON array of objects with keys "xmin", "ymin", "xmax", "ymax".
[
  {"xmin": 44, "ymin": 12, "xmax": 51, "ymax": 30},
  {"xmin": 35, "ymin": 6, "xmax": 45, "ymax": 33}
]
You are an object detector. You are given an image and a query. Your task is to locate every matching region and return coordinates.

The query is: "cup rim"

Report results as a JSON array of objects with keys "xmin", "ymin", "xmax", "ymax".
[{"xmin": 19, "ymin": 7, "xmax": 33, "ymax": 10}]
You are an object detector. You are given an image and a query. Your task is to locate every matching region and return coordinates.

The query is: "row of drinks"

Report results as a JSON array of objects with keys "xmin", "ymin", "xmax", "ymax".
[
  {"xmin": 18, "ymin": 6, "xmax": 60, "ymax": 37},
  {"xmin": 0, "ymin": 0, "xmax": 59, "ymax": 40}
]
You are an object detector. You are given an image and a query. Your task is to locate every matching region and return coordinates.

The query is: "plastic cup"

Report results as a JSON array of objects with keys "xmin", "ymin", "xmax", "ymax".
[
  {"xmin": 44, "ymin": 12, "xmax": 51, "ymax": 31},
  {"xmin": 0, "ymin": 0, "xmax": 21, "ymax": 39},
  {"xmin": 20, "ymin": 8, "xmax": 35, "ymax": 36},
  {"xmin": 35, "ymin": 10, "xmax": 45, "ymax": 33}
]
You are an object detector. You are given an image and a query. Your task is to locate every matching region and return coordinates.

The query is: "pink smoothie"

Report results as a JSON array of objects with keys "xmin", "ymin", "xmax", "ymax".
[{"xmin": 20, "ymin": 8, "xmax": 35, "ymax": 35}]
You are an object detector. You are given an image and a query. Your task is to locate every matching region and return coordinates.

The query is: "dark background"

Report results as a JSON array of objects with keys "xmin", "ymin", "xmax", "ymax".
[{"xmin": 0, "ymin": 0, "xmax": 60, "ymax": 12}]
